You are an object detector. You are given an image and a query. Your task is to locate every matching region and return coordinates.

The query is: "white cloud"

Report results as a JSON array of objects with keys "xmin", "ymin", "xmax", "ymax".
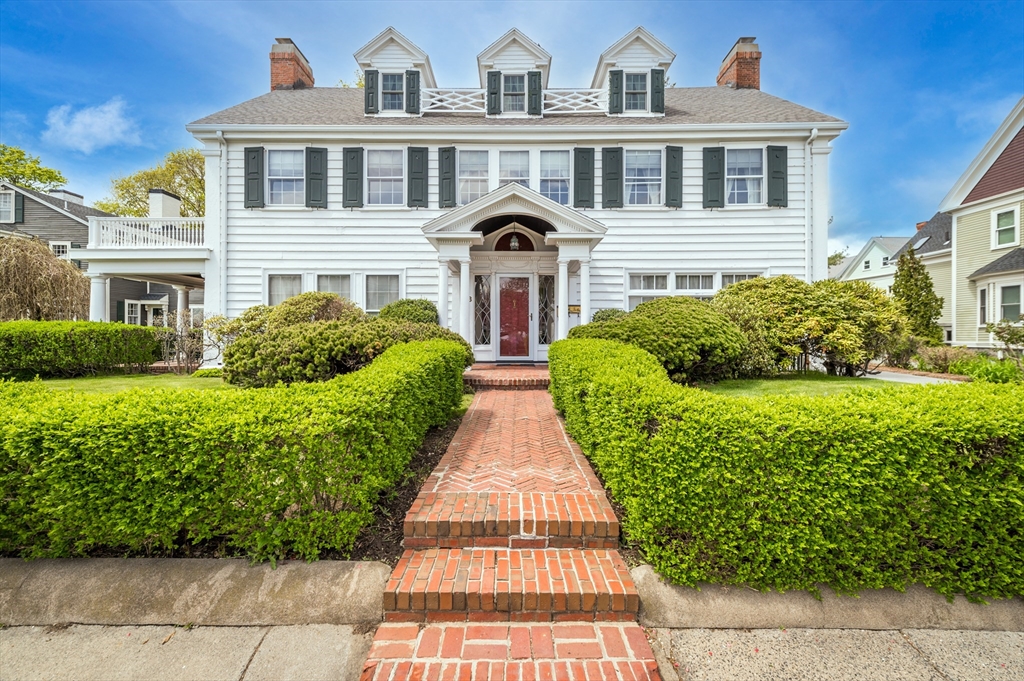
[
  {"xmin": 41, "ymin": 97, "xmax": 141, "ymax": 154},
  {"xmin": 828, "ymin": 236, "xmax": 865, "ymax": 260}
]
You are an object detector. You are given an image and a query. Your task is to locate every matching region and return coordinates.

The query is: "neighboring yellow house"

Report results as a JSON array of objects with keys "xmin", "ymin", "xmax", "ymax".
[
  {"xmin": 892, "ymin": 212, "xmax": 953, "ymax": 341},
  {"xmin": 936, "ymin": 97, "xmax": 1023, "ymax": 348}
]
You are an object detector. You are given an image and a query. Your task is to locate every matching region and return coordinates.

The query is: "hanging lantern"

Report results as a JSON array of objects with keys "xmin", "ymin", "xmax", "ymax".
[{"xmin": 509, "ymin": 222, "xmax": 520, "ymax": 251}]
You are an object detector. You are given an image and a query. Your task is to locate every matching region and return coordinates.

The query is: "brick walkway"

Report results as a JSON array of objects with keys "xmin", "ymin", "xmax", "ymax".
[{"xmin": 362, "ymin": 367, "xmax": 659, "ymax": 680}]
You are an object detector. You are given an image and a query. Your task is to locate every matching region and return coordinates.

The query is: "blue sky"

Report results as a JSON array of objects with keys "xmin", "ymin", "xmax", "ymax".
[{"xmin": 1, "ymin": 0, "xmax": 1022, "ymax": 255}]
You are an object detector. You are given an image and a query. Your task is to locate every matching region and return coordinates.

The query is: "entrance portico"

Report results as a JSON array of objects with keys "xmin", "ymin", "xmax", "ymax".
[{"xmin": 422, "ymin": 184, "xmax": 605, "ymax": 361}]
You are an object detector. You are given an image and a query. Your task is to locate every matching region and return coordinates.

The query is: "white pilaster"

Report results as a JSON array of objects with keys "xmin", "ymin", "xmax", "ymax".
[
  {"xmin": 88, "ymin": 275, "xmax": 107, "ymax": 322},
  {"xmin": 438, "ymin": 260, "xmax": 450, "ymax": 330},
  {"xmin": 557, "ymin": 258, "xmax": 570, "ymax": 340},
  {"xmin": 459, "ymin": 258, "xmax": 471, "ymax": 343},
  {"xmin": 579, "ymin": 259, "xmax": 591, "ymax": 325},
  {"xmin": 811, "ymin": 142, "xmax": 833, "ymax": 282},
  {"xmin": 200, "ymin": 141, "xmax": 224, "ymax": 318}
]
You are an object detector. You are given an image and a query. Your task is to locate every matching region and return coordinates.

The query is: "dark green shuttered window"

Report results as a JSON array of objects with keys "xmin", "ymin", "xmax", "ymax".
[
  {"xmin": 767, "ymin": 145, "xmax": 788, "ymax": 207},
  {"xmin": 13, "ymin": 192, "xmax": 24, "ymax": 223},
  {"xmin": 602, "ymin": 147, "xmax": 623, "ymax": 208},
  {"xmin": 405, "ymin": 70, "xmax": 420, "ymax": 115},
  {"xmin": 343, "ymin": 147, "xmax": 364, "ymax": 208},
  {"xmin": 702, "ymin": 147, "xmax": 725, "ymax": 208},
  {"xmin": 305, "ymin": 147, "xmax": 328, "ymax": 208},
  {"xmin": 487, "ymin": 71, "xmax": 502, "ymax": 115},
  {"xmin": 665, "ymin": 145, "xmax": 683, "ymax": 207},
  {"xmin": 574, "ymin": 148, "xmax": 595, "ymax": 208},
  {"xmin": 364, "ymin": 70, "xmax": 379, "ymax": 114},
  {"xmin": 407, "ymin": 147, "xmax": 428, "ymax": 208},
  {"xmin": 528, "ymin": 71, "xmax": 543, "ymax": 115},
  {"xmin": 439, "ymin": 147, "xmax": 457, "ymax": 208},
  {"xmin": 244, "ymin": 147, "xmax": 264, "ymax": 208},
  {"xmin": 116, "ymin": 300, "xmax": 125, "ymax": 323},
  {"xmin": 651, "ymin": 69, "xmax": 665, "ymax": 114},
  {"xmin": 608, "ymin": 70, "xmax": 624, "ymax": 114}
]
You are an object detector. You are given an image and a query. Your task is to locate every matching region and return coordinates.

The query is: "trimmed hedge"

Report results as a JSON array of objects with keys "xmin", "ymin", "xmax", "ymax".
[
  {"xmin": 549, "ymin": 338, "xmax": 1024, "ymax": 599},
  {"xmin": 591, "ymin": 308, "xmax": 627, "ymax": 323},
  {"xmin": 0, "ymin": 340, "xmax": 467, "ymax": 561},
  {"xmin": 379, "ymin": 298, "xmax": 440, "ymax": 325},
  {"xmin": 0, "ymin": 321, "xmax": 159, "ymax": 378}
]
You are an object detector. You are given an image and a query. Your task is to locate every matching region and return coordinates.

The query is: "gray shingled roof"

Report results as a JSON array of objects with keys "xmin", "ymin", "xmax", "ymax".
[
  {"xmin": 894, "ymin": 212, "xmax": 952, "ymax": 258},
  {"xmin": 874, "ymin": 236, "xmax": 911, "ymax": 254},
  {"xmin": 4, "ymin": 183, "xmax": 116, "ymax": 222},
  {"xmin": 969, "ymin": 248, "xmax": 1024, "ymax": 279},
  {"xmin": 189, "ymin": 87, "xmax": 844, "ymax": 127}
]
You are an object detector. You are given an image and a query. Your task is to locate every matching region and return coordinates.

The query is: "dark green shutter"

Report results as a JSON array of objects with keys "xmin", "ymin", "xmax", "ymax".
[
  {"xmin": 13, "ymin": 192, "xmax": 24, "ymax": 223},
  {"xmin": 407, "ymin": 147, "xmax": 428, "ymax": 208},
  {"xmin": 574, "ymin": 148, "xmax": 595, "ymax": 208},
  {"xmin": 608, "ymin": 70, "xmax": 623, "ymax": 114},
  {"xmin": 116, "ymin": 300, "xmax": 125, "ymax": 323},
  {"xmin": 665, "ymin": 146, "xmax": 683, "ymax": 207},
  {"xmin": 602, "ymin": 147, "xmax": 623, "ymax": 208},
  {"xmin": 439, "ymin": 147, "xmax": 456, "ymax": 208},
  {"xmin": 243, "ymin": 147, "xmax": 264, "ymax": 208},
  {"xmin": 528, "ymin": 71, "xmax": 542, "ymax": 115},
  {"xmin": 305, "ymin": 147, "xmax": 328, "ymax": 208},
  {"xmin": 767, "ymin": 145, "xmax": 788, "ymax": 207},
  {"xmin": 702, "ymin": 147, "xmax": 725, "ymax": 208},
  {"xmin": 651, "ymin": 69, "xmax": 665, "ymax": 114},
  {"xmin": 486, "ymin": 71, "xmax": 501, "ymax": 115},
  {"xmin": 343, "ymin": 147, "xmax": 363, "ymax": 208},
  {"xmin": 364, "ymin": 70, "xmax": 379, "ymax": 114},
  {"xmin": 405, "ymin": 70, "xmax": 420, "ymax": 114}
]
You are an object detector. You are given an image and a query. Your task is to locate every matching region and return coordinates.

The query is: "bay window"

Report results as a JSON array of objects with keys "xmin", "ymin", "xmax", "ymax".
[{"xmin": 1001, "ymin": 285, "xmax": 1021, "ymax": 322}]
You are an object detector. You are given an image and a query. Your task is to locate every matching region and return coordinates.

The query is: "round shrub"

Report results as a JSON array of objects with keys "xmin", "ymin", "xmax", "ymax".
[
  {"xmin": 191, "ymin": 367, "xmax": 223, "ymax": 378},
  {"xmin": 568, "ymin": 296, "xmax": 747, "ymax": 382},
  {"xmin": 266, "ymin": 292, "xmax": 365, "ymax": 329},
  {"xmin": 378, "ymin": 298, "xmax": 439, "ymax": 325},
  {"xmin": 591, "ymin": 308, "xmax": 627, "ymax": 323}
]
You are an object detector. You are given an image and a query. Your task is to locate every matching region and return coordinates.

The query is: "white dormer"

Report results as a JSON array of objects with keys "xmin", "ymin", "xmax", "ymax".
[
  {"xmin": 591, "ymin": 26, "xmax": 675, "ymax": 90},
  {"xmin": 353, "ymin": 27, "xmax": 437, "ymax": 88},
  {"xmin": 476, "ymin": 29, "xmax": 552, "ymax": 88}
]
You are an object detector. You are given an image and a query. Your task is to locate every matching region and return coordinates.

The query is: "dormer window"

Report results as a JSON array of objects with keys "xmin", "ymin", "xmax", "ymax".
[
  {"xmin": 625, "ymin": 73, "xmax": 648, "ymax": 111},
  {"xmin": 503, "ymin": 75, "xmax": 526, "ymax": 112},
  {"xmin": 381, "ymin": 74, "xmax": 404, "ymax": 111}
]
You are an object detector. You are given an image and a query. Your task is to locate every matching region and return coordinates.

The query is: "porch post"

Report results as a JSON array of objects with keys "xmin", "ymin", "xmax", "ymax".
[
  {"xmin": 88, "ymin": 275, "xmax": 107, "ymax": 322},
  {"xmin": 174, "ymin": 286, "xmax": 190, "ymax": 328},
  {"xmin": 557, "ymin": 258, "xmax": 570, "ymax": 340},
  {"xmin": 438, "ymin": 260, "xmax": 449, "ymax": 330},
  {"xmin": 104, "ymin": 278, "xmax": 112, "ymax": 322},
  {"xmin": 579, "ymin": 258, "xmax": 591, "ymax": 325},
  {"xmin": 459, "ymin": 258, "xmax": 471, "ymax": 343}
]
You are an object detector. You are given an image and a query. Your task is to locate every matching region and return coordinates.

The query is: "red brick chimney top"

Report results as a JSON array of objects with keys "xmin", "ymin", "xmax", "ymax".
[
  {"xmin": 270, "ymin": 38, "xmax": 314, "ymax": 91},
  {"xmin": 716, "ymin": 37, "xmax": 761, "ymax": 90},
  {"xmin": 916, "ymin": 221, "xmax": 929, "ymax": 231}
]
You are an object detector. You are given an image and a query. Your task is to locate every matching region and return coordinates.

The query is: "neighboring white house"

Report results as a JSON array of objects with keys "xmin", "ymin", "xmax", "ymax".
[
  {"xmin": 831, "ymin": 236, "xmax": 909, "ymax": 292},
  {"xmin": 82, "ymin": 27, "xmax": 847, "ymax": 362}
]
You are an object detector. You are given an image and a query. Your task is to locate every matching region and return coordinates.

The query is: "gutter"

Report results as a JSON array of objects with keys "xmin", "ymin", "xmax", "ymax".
[
  {"xmin": 216, "ymin": 130, "xmax": 228, "ymax": 318},
  {"xmin": 805, "ymin": 127, "xmax": 818, "ymax": 281}
]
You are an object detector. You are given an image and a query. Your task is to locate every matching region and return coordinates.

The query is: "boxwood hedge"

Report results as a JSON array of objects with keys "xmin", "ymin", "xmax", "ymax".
[
  {"xmin": 378, "ymin": 298, "xmax": 440, "ymax": 325},
  {"xmin": 549, "ymin": 338, "xmax": 1024, "ymax": 599},
  {"xmin": 0, "ymin": 340, "xmax": 467, "ymax": 562},
  {"xmin": 0, "ymin": 320, "xmax": 159, "ymax": 378}
]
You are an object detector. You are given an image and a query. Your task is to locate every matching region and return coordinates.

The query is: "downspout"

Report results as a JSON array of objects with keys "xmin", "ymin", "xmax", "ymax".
[
  {"xmin": 216, "ymin": 130, "xmax": 228, "ymax": 317},
  {"xmin": 805, "ymin": 127, "xmax": 819, "ymax": 281}
]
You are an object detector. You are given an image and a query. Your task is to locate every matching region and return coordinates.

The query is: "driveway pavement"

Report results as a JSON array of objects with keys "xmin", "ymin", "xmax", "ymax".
[{"xmin": 862, "ymin": 370, "xmax": 955, "ymax": 385}]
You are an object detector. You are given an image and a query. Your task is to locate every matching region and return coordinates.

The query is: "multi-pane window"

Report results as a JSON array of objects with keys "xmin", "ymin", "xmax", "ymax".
[
  {"xmin": 503, "ymin": 75, "xmax": 526, "ymax": 112},
  {"xmin": 367, "ymin": 150, "xmax": 404, "ymax": 205},
  {"xmin": 317, "ymin": 274, "xmax": 351, "ymax": 300},
  {"xmin": 50, "ymin": 242, "xmax": 70, "ymax": 259},
  {"xmin": 1001, "ymin": 285, "xmax": 1021, "ymax": 322},
  {"xmin": 726, "ymin": 149, "xmax": 763, "ymax": 205},
  {"xmin": 267, "ymin": 150, "xmax": 304, "ymax": 205},
  {"xmin": 126, "ymin": 302, "xmax": 140, "ymax": 325},
  {"xmin": 676, "ymin": 274, "xmax": 714, "ymax": 291},
  {"xmin": 268, "ymin": 274, "xmax": 302, "ymax": 306},
  {"xmin": 979, "ymin": 288, "xmax": 987, "ymax": 325},
  {"xmin": 540, "ymin": 151, "xmax": 570, "ymax": 205},
  {"xmin": 366, "ymin": 274, "xmax": 400, "ymax": 312},
  {"xmin": 721, "ymin": 273, "xmax": 760, "ymax": 286},
  {"xmin": 382, "ymin": 73, "xmax": 404, "ymax": 111},
  {"xmin": 995, "ymin": 210, "xmax": 1017, "ymax": 246},
  {"xmin": 0, "ymin": 192, "xmax": 12, "ymax": 222},
  {"xmin": 625, "ymin": 150, "xmax": 661, "ymax": 205},
  {"xmin": 882, "ymin": 256, "xmax": 891, "ymax": 267},
  {"xmin": 459, "ymin": 151, "xmax": 489, "ymax": 204},
  {"xmin": 499, "ymin": 151, "xmax": 530, "ymax": 187},
  {"xmin": 627, "ymin": 274, "xmax": 667, "ymax": 310},
  {"xmin": 625, "ymin": 73, "xmax": 647, "ymax": 111}
]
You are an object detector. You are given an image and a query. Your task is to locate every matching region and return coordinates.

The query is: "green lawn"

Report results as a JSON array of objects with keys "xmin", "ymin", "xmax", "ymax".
[
  {"xmin": 701, "ymin": 372, "xmax": 889, "ymax": 397},
  {"xmin": 42, "ymin": 373, "xmax": 236, "ymax": 393}
]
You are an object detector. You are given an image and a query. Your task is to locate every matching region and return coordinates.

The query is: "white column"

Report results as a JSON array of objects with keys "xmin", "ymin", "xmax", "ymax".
[
  {"xmin": 810, "ymin": 142, "xmax": 833, "ymax": 282},
  {"xmin": 459, "ymin": 259, "xmax": 471, "ymax": 343},
  {"xmin": 579, "ymin": 259, "xmax": 591, "ymax": 325},
  {"xmin": 438, "ymin": 260, "xmax": 449, "ymax": 330},
  {"xmin": 174, "ymin": 287, "xmax": 190, "ymax": 329},
  {"xmin": 557, "ymin": 258, "xmax": 570, "ymax": 340},
  {"xmin": 104, "ymin": 278, "xmax": 112, "ymax": 322},
  {"xmin": 88, "ymin": 275, "xmax": 107, "ymax": 322}
]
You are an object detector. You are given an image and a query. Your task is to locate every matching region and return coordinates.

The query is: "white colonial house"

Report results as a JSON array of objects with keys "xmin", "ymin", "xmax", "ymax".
[{"xmin": 83, "ymin": 27, "xmax": 846, "ymax": 362}]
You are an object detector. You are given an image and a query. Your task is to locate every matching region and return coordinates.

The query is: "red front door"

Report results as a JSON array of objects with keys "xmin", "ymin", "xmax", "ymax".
[{"xmin": 499, "ymin": 277, "xmax": 530, "ymax": 357}]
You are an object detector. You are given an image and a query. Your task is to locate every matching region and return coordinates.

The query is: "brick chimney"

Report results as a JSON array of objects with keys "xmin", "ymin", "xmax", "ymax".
[
  {"xmin": 916, "ymin": 221, "xmax": 929, "ymax": 231},
  {"xmin": 716, "ymin": 37, "xmax": 761, "ymax": 89},
  {"xmin": 270, "ymin": 38, "xmax": 314, "ymax": 91}
]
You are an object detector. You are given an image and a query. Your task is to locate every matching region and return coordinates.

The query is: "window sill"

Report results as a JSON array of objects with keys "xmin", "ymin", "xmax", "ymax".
[
  {"xmin": 255, "ymin": 205, "xmax": 315, "ymax": 211},
  {"xmin": 361, "ymin": 205, "xmax": 417, "ymax": 211},
  {"xmin": 715, "ymin": 204, "xmax": 776, "ymax": 211},
  {"xmin": 991, "ymin": 241, "xmax": 1020, "ymax": 251}
]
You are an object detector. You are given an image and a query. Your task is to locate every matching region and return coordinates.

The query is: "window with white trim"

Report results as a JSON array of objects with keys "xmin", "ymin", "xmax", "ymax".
[
  {"xmin": 503, "ymin": 74, "xmax": 525, "ymax": 112},
  {"xmin": 126, "ymin": 301, "xmax": 140, "ymax": 325},
  {"xmin": 366, "ymin": 274, "xmax": 400, "ymax": 313},
  {"xmin": 381, "ymin": 73, "xmax": 404, "ymax": 111},
  {"xmin": 882, "ymin": 256, "xmax": 891, "ymax": 267},
  {"xmin": 267, "ymin": 150, "xmax": 304, "ymax": 205},
  {"xmin": 459, "ymin": 151, "xmax": 488, "ymax": 204},
  {"xmin": 625, "ymin": 73, "xmax": 647, "ymax": 111},
  {"xmin": 367, "ymin": 150, "xmax": 404, "ymax": 205},
  {"xmin": 317, "ymin": 274, "xmax": 351, "ymax": 300},
  {"xmin": 0, "ymin": 192, "xmax": 12, "ymax": 222},
  {"xmin": 979, "ymin": 288, "xmax": 987, "ymax": 325},
  {"xmin": 863, "ymin": 260, "xmax": 871, "ymax": 271},
  {"xmin": 268, "ymin": 274, "xmax": 302, "ymax": 306},
  {"xmin": 994, "ymin": 207, "xmax": 1018, "ymax": 248},
  {"xmin": 675, "ymin": 274, "xmax": 714, "ymax": 301},
  {"xmin": 540, "ymin": 151, "xmax": 570, "ymax": 205},
  {"xmin": 1001, "ymin": 285, "xmax": 1021, "ymax": 322},
  {"xmin": 499, "ymin": 151, "xmax": 529, "ymax": 187},
  {"xmin": 625, "ymin": 150, "xmax": 661, "ymax": 205},
  {"xmin": 50, "ymin": 241, "xmax": 71, "ymax": 259},
  {"xmin": 627, "ymin": 274, "xmax": 668, "ymax": 310},
  {"xmin": 726, "ymin": 149, "xmax": 763, "ymax": 205},
  {"xmin": 721, "ymin": 273, "xmax": 760, "ymax": 286}
]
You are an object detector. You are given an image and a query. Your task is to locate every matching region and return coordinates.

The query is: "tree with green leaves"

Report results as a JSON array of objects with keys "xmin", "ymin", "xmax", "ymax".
[
  {"xmin": 891, "ymin": 246, "xmax": 944, "ymax": 344},
  {"xmin": 828, "ymin": 249, "xmax": 848, "ymax": 268},
  {"xmin": 0, "ymin": 145, "xmax": 67, "ymax": 191},
  {"xmin": 94, "ymin": 148, "xmax": 204, "ymax": 217},
  {"xmin": 338, "ymin": 70, "xmax": 365, "ymax": 88}
]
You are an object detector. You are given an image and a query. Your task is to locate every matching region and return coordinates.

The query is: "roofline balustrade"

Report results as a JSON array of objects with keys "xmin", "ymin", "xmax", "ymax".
[
  {"xmin": 87, "ymin": 216, "xmax": 205, "ymax": 249},
  {"xmin": 420, "ymin": 88, "xmax": 607, "ymax": 115}
]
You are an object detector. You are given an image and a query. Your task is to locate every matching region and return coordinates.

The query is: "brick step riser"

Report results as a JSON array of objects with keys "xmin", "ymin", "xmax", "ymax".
[
  {"xmin": 383, "ymin": 611, "xmax": 639, "ymax": 623},
  {"xmin": 405, "ymin": 537, "xmax": 618, "ymax": 549},
  {"xmin": 463, "ymin": 382, "xmax": 551, "ymax": 391}
]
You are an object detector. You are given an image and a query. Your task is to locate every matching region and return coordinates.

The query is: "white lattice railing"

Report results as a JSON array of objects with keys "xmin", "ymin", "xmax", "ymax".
[
  {"xmin": 543, "ymin": 89, "xmax": 606, "ymax": 114},
  {"xmin": 88, "ymin": 217, "xmax": 205, "ymax": 248},
  {"xmin": 421, "ymin": 88, "xmax": 487, "ymax": 113}
]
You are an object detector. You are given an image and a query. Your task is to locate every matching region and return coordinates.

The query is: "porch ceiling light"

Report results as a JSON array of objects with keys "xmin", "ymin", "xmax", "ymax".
[{"xmin": 509, "ymin": 221, "xmax": 520, "ymax": 251}]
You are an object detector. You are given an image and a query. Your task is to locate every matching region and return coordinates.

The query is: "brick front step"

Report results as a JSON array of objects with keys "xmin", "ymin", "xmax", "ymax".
[
  {"xmin": 361, "ymin": 622, "xmax": 661, "ymax": 680},
  {"xmin": 384, "ymin": 548, "xmax": 639, "ymax": 621},
  {"xmin": 463, "ymin": 366, "xmax": 551, "ymax": 391},
  {"xmin": 404, "ymin": 492, "xmax": 619, "ymax": 549}
]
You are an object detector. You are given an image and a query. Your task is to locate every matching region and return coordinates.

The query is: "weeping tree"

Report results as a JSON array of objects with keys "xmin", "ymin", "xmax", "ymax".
[{"xmin": 0, "ymin": 237, "xmax": 89, "ymax": 321}]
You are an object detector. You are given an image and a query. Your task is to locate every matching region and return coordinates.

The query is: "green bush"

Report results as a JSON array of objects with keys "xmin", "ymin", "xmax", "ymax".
[
  {"xmin": 949, "ymin": 356, "xmax": 1023, "ymax": 384},
  {"xmin": 591, "ymin": 308, "xmax": 627, "ymax": 323},
  {"xmin": 379, "ymin": 298, "xmax": 439, "ymax": 325},
  {"xmin": 0, "ymin": 321, "xmax": 159, "ymax": 378},
  {"xmin": 224, "ymin": 318, "xmax": 473, "ymax": 388},
  {"xmin": 191, "ymin": 367, "xmax": 223, "ymax": 378},
  {"xmin": 0, "ymin": 340, "xmax": 467, "ymax": 561},
  {"xmin": 266, "ymin": 292, "xmax": 366, "ymax": 329},
  {"xmin": 568, "ymin": 296, "xmax": 747, "ymax": 382},
  {"xmin": 549, "ymin": 338, "xmax": 1024, "ymax": 599},
  {"xmin": 917, "ymin": 346, "xmax": 977, "ymax": 373}
]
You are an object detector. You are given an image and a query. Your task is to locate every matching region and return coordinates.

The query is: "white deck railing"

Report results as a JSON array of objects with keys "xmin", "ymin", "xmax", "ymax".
[
  {"xmin": 420, "ymin": 88, "xmax": 607, "ymax": 115},
  {"xmin": 88, "ymin": 217, "xmax": 205, "ymax": 249},
  {"xmin": 542, "ymin": 89, "xmax": 606, "ymax": 114}
]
